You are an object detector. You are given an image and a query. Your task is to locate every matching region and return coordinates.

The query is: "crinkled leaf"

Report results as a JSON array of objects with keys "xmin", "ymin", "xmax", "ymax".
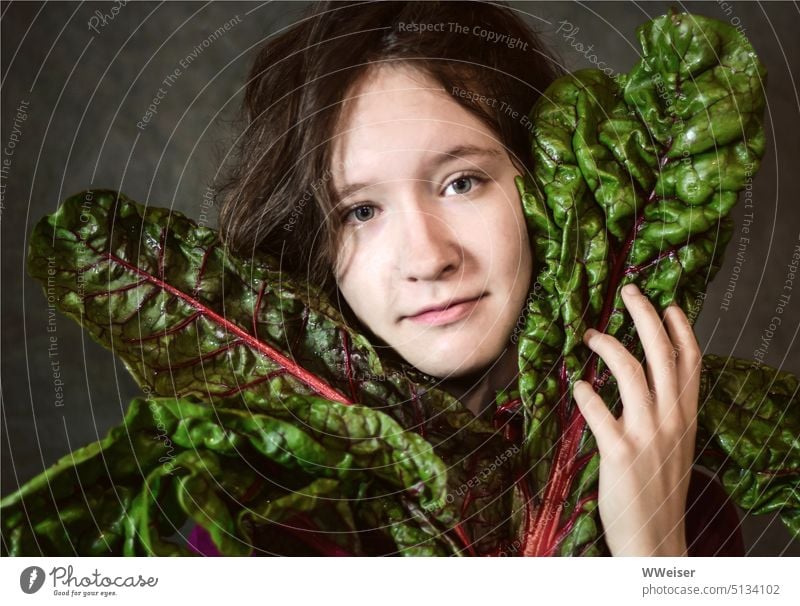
[
  {"xmin": 1, "ymin": 395, "xmax": 465, "ymax": 556},
  {"xmin": 512, "ymin": 10, "xmax": 788, "ymax": 556},
  {"xmin": 696, "ymin": 355, "xmax": 800, "ymax": 534}
]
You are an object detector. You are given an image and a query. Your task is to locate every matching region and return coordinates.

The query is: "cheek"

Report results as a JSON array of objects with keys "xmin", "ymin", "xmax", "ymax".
[
  {"xmin": 483, "ymin": 200, "xmax": 531, "ymax": 274},
  {"xmin": 335, "ymin": 247, "xmax": 385, "ymax": 324},
  {"xmin": 491, "ymin": 200, "xmax": 533, "ymax": 303}
]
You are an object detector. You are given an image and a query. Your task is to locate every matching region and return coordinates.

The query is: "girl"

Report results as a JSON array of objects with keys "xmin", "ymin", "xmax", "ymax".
[{"xmin": 213, "ymin": 0, "xmax": 743, "ymax": 556}]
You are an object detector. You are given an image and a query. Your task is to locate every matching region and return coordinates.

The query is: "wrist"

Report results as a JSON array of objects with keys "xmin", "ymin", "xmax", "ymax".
[
  {"xmin": 610, "ymin": 525, "xmax": 688, "ymax": 556},
  {"xmin": 650, "ymin": 526, "xmax": 688, "ymax": 557}
]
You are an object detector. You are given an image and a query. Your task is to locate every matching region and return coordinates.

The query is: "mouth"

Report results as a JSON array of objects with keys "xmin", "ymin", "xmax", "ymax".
[{"xmin": 403, "ymin": 294, "xmax": 486, "ymax": 326}]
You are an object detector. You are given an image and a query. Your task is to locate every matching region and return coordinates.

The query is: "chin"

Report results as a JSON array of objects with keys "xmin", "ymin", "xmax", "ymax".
[{"xmin": 409, "ymin": 345, "xmax": 497, "ymax": 380}]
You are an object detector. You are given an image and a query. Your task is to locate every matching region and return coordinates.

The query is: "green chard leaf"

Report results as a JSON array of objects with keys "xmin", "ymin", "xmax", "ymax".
[
  {"xmin": 696, "ymin": 355, "xmax": 800, "ymax": 535},
  {"xmin": 511, "ymin": 10, "xmax": 795, "ymax": 557},
  {"xmin": 1, "ymin": 395, "xmax": 471, "ymax": 556}
]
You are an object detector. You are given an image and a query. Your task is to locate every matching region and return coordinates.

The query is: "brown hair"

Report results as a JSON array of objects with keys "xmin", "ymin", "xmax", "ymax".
[{"xmin": 216, "ymin": 0, "xmax": 564, "ymax": 303}]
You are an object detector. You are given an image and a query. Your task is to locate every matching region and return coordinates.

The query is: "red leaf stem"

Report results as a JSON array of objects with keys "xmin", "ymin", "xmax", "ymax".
[
  {"xmin": 97, "ymin": 247, "xmax": 352, "ymax": 405},
  {"xmin": 519, "ymin": 186, "xmax": 661, "ymax": 556}
]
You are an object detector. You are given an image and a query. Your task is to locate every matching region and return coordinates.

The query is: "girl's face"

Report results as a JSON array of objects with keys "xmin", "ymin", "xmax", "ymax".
[{"xmin": 331, "ymin": 64, "xmax": 533, "ymax": 378}]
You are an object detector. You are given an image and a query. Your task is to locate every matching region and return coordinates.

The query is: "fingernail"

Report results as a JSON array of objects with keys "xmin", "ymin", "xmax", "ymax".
[
  {"xmin": 623, "ymin": 283, "xmax": 639, "ymax": 295},
  {"xmin": 584, "ymin": 328, "xmax": 598, "ymax": 342}
]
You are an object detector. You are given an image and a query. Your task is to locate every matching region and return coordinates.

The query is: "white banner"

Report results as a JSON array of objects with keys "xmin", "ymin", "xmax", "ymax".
[{"xmin": 0, "ymin": 557, "xmax": 797, "ymax": 606}]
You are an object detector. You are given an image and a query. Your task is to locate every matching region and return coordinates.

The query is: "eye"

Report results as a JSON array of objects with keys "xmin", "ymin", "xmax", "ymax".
[
  {"xmin": 341, "ymin": 204, "xmax": 376, "ymax": 224},
  {"xmin": 443, "ymin": 173, "xmax": 486, "ymax": 196},
  {"xmin": 339, "ymin": 172, "xmax": 487, "ymax": 225}
]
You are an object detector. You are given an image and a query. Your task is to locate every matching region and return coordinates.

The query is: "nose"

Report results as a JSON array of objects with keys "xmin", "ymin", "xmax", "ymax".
[{"xmin": 393, "ymin": 202, "xmax": 461, "ymax": 282}]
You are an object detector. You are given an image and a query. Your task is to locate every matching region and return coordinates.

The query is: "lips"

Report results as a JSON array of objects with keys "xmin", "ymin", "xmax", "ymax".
[{"xmin": 402, "ymin": 294, "xmax": 486, "ymax": 326}]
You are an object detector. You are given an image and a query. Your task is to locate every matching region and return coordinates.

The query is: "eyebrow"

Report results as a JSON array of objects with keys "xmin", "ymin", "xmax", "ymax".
[{"xmin": 335, "ymin": 144, "xmax": 503, "ymax": 201}]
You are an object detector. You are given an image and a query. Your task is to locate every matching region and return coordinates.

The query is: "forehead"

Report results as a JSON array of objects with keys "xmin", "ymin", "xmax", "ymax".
[{"xmin": 330, "ymin": 65, "xmax": 498, "ymax": 184}]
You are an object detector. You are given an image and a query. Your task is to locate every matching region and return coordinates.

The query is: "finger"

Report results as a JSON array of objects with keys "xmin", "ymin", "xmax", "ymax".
[
  {"xmin": 662, "ymin": 304, "xmax": 702, "ymax": 423},
  {"xmin": 620, "ymin": 283, "xmax": 678, "ymax": 402},
  {"xmin": 583, "ymin": 328, "xmax": 652, "ymax": 423},
  {"xmin": 573, "ymin": 379, "xmax": 619, "ymax": 451}
]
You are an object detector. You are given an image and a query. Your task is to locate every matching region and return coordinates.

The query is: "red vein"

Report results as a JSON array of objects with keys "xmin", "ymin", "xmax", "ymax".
[
  {"xmin": 550, "ymin": 492, "xmax": 598, "ymax": 550},
  {"xmin": 120, "ymin": 311, "xmax": 202, "ymax": 344},
  {"xmin": 101, "ymin": 250, "xmax": 352, "ymax": 405},
  {"xmin": 451, "ymin": 523, "xmax": 478, "ymax": 557},
  {"xmin": 151, "ymin": 340, "xmax": 241, "ymax": 372},
  {"xmin": 252, "ymin": 281, "xmax": 268, "ymax": 341},
  {"xmin": 83, "ymin": 277, "xmax": 148, "ymax": 300},
  {"xmin": 407, "ymin": 379, "xmax": 427, "ymax": 438},
  {"xmin": 340, "ymin": 329, "xmax": 361, "ymax": 403},
  {"xmin": 216, "ymin": 370, "xmax": 285, "ymax": 399}
]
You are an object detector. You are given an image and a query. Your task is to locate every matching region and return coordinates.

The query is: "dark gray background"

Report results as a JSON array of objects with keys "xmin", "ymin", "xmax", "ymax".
[{"xmin": 2, "ymin": 1, "xmax": 798, "ymax": 555}]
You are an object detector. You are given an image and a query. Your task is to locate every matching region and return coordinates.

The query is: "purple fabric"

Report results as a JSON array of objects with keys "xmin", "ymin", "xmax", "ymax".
[
  {"xmin": 186, "ymin": 523, "xmax": 223, "ymax": 557},
  {"xmin": 685, "ymin": 468, "xmax": 745, "ymax": 556}
]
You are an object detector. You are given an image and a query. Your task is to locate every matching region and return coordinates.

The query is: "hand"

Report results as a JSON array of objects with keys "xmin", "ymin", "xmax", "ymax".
[{"xmin": 573, "ymin": 283, "xmax": 701, "ymax": 556}]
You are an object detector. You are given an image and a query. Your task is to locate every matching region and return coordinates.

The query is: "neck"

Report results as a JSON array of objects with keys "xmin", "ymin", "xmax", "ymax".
[{"xmin": 439, "ymin": 344, "xmax": 520, "ymax": 418}]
